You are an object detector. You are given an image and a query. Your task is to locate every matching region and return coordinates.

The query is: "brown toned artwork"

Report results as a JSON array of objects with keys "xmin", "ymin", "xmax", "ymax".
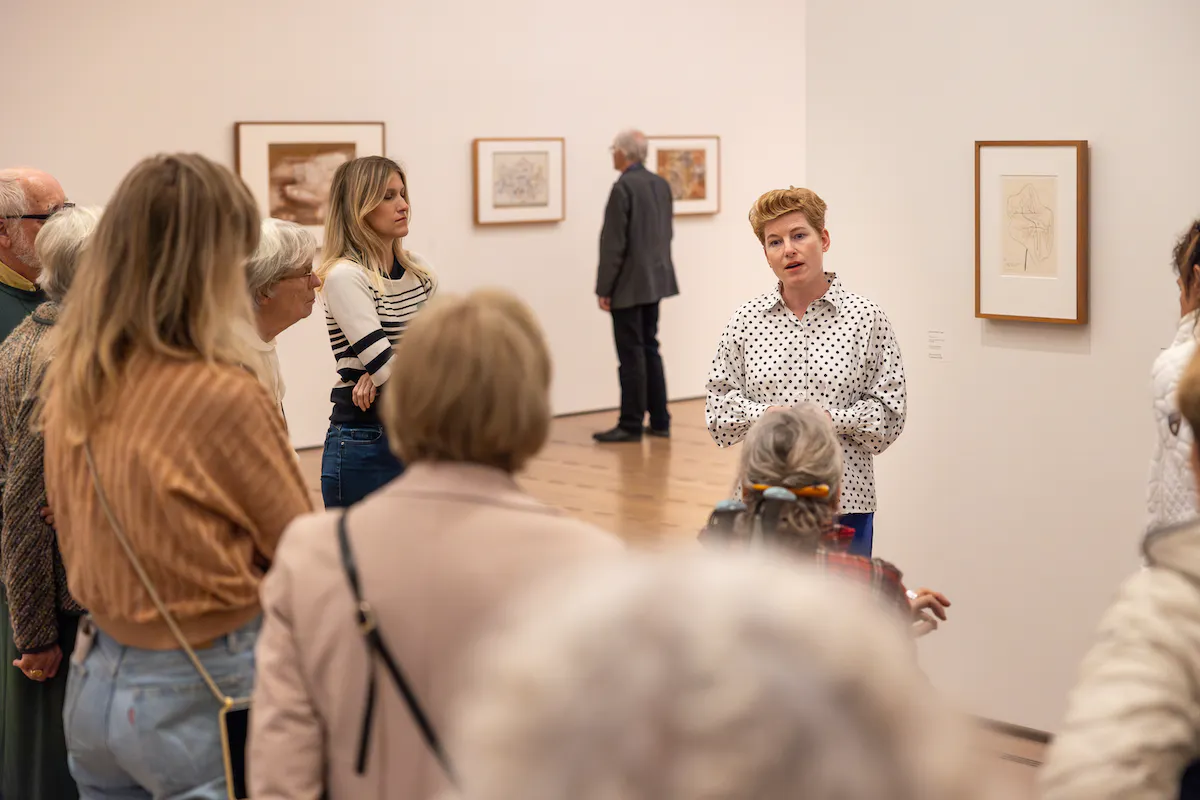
[
  {"xmin": 644, "ymin": 136, "xmax": 720, "ymax": 215},
  {"xmin": 267, "ymin": 142, "xmax": 356, "ymax": 225},
  {"xmin": 657, "ymin": 149, "xmax": 707, "ymax": 201}
]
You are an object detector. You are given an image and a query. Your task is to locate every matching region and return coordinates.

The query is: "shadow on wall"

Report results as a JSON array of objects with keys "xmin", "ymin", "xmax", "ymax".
[{"xmin": 980, "ymin": 321, "xmax": 1091, "ymax": 356}]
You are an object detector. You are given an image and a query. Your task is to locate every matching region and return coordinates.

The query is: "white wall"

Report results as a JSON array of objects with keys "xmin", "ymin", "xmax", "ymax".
[
  {"xmin": 3, "ymin": 0, "xmax": 805, "ymax": 448},
  {"xmin": 807, "ymin": 0, "xmax": 1200, "ymax": 731}
]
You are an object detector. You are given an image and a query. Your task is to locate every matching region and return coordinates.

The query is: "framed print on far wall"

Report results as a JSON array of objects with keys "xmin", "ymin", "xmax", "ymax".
[
  {"xmin": 646, "ymin": 135, "xmax": 720, "ymax": 216},
  {"xmin": 975, "ymin": 140, "xmax": 1089, "ymax": 324},
  {"xmin": 235, "ymin": 121, "xmax": 386, "ymax": 246},
  {"xmin": 472, "ymin": 138, "xmax": 565, "ymax": 225}
]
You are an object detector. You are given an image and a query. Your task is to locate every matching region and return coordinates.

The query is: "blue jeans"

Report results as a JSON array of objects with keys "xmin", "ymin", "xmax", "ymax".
[
  {"xmin": 63, "ymin": 616, "xmax": 260, "ymax": 800},
  {"xmin": 840, "ymin": 512, "xmax": 875, "ymax": 557},
  {"xmin": 320, "ymin": 423, "xmax": 405, "ymax": 509}
]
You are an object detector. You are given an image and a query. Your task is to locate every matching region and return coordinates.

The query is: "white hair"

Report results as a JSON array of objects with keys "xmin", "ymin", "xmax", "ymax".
[
  {"xmin": 35, "ymin": 206, "xmax": 101, "ymax": 302},
  {"xmin": 246, "ymin": 218, "xmax": 316, "ymax": 305},
  {"xmin": 732, "ymin": 403, "xmax": 844, "ymax": 547},
  {"xmin": 612, "ymin": 129, "xmax": 649, "ymax": 163},
  {"xmin": 452, "ymin": 551, "xmax": 984, "ymax": 800},
  {"xmin": 0, "ymin": 173, "xmax": 28, "ymax": 236},
  {"xmin": 741, "ymin": 403, "xmax": 843, "ymax": 491}
]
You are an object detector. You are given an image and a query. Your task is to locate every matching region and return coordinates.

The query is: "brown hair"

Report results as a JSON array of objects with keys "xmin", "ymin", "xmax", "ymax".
[
  {"xmin": 1174, "ymin": 218, "xmax": 1200, "ymax": 297},
  {"xmin": 749, "ymin": 187, "xmax": 828, "ymax": 244},
  {"xmin": 44, "ymin": 153, "xmax": 261, "ymax": 442},
  {"xmin": 1178, "ymin": 338, "xmax": 1200, "ymax": 436},
  {"xmin": 382, "ymin": 289, "xmax": 551, "ymax": 472}
]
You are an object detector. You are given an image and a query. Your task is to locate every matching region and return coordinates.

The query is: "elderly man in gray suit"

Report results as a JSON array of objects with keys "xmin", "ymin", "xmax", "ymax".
[{"xmin": 594, "ymin": 129, "xmax": 679, "ymax": 443}]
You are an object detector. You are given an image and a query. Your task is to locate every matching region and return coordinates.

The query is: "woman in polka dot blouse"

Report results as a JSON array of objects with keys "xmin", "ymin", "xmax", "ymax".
[{"xmin": 705, "ymin": 187, "xmax": 907, "ymax": 557}]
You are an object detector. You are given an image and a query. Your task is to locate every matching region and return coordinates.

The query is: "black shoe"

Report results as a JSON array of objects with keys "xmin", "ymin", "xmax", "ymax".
[
  {"xmin": 644, "ymin": 426, "xmax": 670, "ymax": 438},
  {"xmin": 593, "ymin": 426, "xmax": 642, "ymax": 443}
]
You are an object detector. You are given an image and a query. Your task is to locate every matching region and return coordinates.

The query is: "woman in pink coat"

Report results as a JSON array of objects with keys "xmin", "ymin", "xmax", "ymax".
[{"xmin": 248, "ymin": 289, "xmax": 621, "ymax": 800}]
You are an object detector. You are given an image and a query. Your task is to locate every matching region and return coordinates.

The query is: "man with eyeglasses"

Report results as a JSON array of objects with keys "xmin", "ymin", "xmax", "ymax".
[
  {"xmin": 0, "ymin": 167, "xmax": 68, "ymax": 800},
  {"xmin": 0, "ymin": 168, "xmax": 69, "ymax": 342}
]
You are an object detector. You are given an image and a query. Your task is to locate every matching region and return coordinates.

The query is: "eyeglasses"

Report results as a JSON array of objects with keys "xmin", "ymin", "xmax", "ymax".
[
  {"xmin": 3, "ymin": 202, "xmax": 76, "ymax": 221},
  {"xmin": 281, "ymin": 266, "xmax": 315, "ymax": 281}
]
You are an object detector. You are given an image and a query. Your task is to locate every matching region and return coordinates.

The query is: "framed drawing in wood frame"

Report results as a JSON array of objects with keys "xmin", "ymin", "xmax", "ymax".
[
  {"xmin": 975, "ymin": 140, "xmax": 1089, "ymax": 324},
  {"xmin": 234, "ymin": 121, "xmax": 386, "ymax": 246},
  {"xmin": 645, "ymin": 135, "xmax": 720, "ymax": 215},
  {"xmin": 472, "ymin": 138, "xmax": 565, "ymax": 225}
]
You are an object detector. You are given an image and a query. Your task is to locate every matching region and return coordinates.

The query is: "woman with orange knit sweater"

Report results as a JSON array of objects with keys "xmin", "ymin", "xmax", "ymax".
[{"xmin": 40, "ymin": 154, "xmax": 312, "ymax": 799}]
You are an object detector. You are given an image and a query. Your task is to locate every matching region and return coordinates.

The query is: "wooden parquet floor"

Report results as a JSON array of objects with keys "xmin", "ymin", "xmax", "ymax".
[
  {"xmin": 297, "ymin": 398, "xmax": 734, "ymax": 546},
  {"xmin": 517, "ymin": 398, "xmax": 738, "ymax": 545}
]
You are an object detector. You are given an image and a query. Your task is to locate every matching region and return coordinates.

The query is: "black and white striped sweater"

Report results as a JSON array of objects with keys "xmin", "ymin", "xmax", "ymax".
[{"xmin": 322, "ymin": 253, "xmax": 435, "ymax": 424}]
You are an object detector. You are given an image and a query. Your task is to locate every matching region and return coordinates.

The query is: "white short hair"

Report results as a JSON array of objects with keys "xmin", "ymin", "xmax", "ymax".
[
  {"xmin": 0, "ymin": 173, "xmax": 28, "ymax": 236},
  {"xmin": 612, "ymin": 129, "xmax": 648, "ymax": 163},
  {"xmin": 452, "ymin": 551, "xmax": 983, "ymax": 800},
  {"xmin": 246, "ymin": 218, "xmax": 316, "ymax": 305},
  {"xmin": 35, "ymin": 206, "xmax": 101, "ymax": 302}
]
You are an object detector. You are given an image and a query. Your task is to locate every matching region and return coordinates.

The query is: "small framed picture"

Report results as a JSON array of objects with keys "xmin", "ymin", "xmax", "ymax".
[
  {"xmin": 234, "ymin": 121, "xmax": 386, "ymax": 246},
  {"xmin": 975, "ymin": 140, "xmax": 1089, "ymax": 324},
  {"xmin": 472, "ymin": 138, "xmax": 566, "ymax": 225},
  {"xmin": 645, "ymin": 135, "xmax": 721, "ymax": 216}
]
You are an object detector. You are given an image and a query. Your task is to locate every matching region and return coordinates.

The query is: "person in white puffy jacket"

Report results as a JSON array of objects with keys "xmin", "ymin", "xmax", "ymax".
[
  {"xmin": 1041, "ymin": 222, "xmax": 1200, "ymax": 800},
  {"xmin": 1148, "ymin": 219, "xmax": 1200, "ymax": 531}
]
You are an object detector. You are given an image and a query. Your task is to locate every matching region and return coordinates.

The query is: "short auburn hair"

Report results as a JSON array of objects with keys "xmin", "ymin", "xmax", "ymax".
[
  {"xmin": 382, "ymin": 288, "xmax": 552, "ymax": 472},
  {"xmin": 749, "ymin": 187, "xmax": 828, "ymax": 244}
]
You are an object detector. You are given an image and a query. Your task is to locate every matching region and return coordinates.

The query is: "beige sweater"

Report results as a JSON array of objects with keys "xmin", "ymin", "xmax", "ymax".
[
  {"xmin": 1041, "ymin": 520, "xmax": 1200, "ymax": 799},
  {"xmin": 42, "ymin": 351, "xmax": 313, "ymax": 650}
]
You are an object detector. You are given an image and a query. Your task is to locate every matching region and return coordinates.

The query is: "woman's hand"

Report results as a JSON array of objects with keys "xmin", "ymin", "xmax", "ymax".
[
  {"xmin": 353, "ymin": 374, "xmax": 377, "ymax": 411},
  {"xmin": 909, "ymin": 588, "xmax": 951, "ymax": 637},
  {"xmin": 40, "ymin": 505, "xmax": 55, "ymax": 529},
  {"xmin": 13, "ymin": 645, "xmax": 62, "ymax": 682}
]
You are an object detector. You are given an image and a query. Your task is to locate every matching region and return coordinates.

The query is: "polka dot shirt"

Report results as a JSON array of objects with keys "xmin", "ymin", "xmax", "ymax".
[{"xmin": 705, "ymin": 273, "xmax": 907, "ymax": 514}]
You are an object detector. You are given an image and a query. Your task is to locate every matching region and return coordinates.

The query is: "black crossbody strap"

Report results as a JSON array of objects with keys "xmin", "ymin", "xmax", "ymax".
[{"xmin": 336, "ymin": 511, "xmax": 455, "ymax": 782}]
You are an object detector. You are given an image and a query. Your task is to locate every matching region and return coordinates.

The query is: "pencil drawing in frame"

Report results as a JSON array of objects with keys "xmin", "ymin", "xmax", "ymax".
[
  {"xmin": 975, "ymin": 140, "xmax": 1089, "ymax": 324},
  {"xmin": 472, "ymin": 138, "xmax": 566, "ymax": 225}
]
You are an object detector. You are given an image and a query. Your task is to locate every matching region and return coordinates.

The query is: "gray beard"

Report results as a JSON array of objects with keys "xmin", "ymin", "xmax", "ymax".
[{"xmin": 9, "ymin": 224, "xmax": 41, "ymax": 273}]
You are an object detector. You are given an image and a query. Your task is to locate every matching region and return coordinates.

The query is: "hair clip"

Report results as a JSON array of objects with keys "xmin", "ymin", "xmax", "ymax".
[{"xmin": 749, "ymin": 483, "xmax": 831, "ymax": 499}]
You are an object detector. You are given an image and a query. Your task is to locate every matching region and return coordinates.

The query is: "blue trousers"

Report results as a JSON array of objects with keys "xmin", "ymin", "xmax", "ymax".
[
  {"xmin": 320, "ymin": 423, "xmax": 405, "ymax": 509},
  {"xmin": 64, "ymin": 617, "xmax": 260, "ymax": 800},
  {"xmin": 840, "ymin": 512, "xmax": 875, "ymax": 557}
]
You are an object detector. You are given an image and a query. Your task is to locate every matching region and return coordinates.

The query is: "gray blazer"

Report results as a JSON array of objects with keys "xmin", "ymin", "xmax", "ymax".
[{"xmin": 595, "ymin": 164, "xmax": 680, "ymax": 310}]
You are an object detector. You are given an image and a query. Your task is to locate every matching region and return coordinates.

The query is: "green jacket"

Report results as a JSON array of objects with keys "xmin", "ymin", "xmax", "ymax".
[{"xmin": 0, "ymin": 282, "xmax": 47, "ymax": 343}]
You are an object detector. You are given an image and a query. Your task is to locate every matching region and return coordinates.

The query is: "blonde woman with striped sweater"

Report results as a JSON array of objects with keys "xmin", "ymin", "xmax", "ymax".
[
  {"xmin": 317, "ymin": 156, "xmax": 437, "ymax": 509},
  {"xmin": 40, "ymin": 154, "xmax": 311, "ymax": 799}
]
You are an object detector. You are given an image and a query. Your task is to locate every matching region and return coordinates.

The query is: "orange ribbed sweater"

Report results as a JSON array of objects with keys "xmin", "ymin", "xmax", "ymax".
[{"xmin": 42, "ymin": 352, "xmax": 313, "ymax": 650}]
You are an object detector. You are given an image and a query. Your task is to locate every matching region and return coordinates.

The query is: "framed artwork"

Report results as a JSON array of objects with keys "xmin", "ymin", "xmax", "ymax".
[
  {"xmin": 975, "ymin": 140, "xmax": 1089, "ymax": 324},
  {"xmin": 645, "ymin": 135, "xmax": 721, "ymax": 216},
  {"xmin": 234, "ymin": 121, "xmax": 386, "ymax": 246},
  {"xmin": 472, "ymin": 138, "xmax": 565, "ymax": 225}
]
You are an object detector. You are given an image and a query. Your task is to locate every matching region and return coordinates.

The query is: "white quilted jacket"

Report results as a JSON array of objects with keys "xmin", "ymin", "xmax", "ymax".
[
  {"xmin": 1040, "ymin": 520, "xmax": 1200, "ymax": 799},
  {"xmin": 1148, "ymin": 312, "xmax": 1200, "ymax": 532}
]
